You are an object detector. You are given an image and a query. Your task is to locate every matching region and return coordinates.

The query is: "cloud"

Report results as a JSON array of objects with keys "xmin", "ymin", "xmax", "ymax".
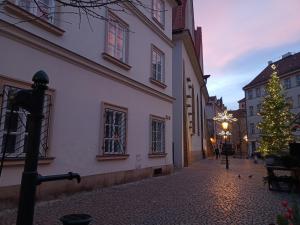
[{"xmin": 194, "ymin": 0, "xmax": 300, "ymax": 71}]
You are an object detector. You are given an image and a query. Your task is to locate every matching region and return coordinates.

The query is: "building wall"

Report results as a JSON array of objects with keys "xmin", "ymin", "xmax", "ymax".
[
  {"xmin": 0, "ymin": 0, "xmax": 176, "ymax": 203},
  {"xmin": 0, "ymin": 35, "xmax": 173, "ymax": 186}
]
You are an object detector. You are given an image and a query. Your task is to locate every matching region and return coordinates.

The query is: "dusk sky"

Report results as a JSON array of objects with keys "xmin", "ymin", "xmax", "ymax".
[{"xmin": 193, "ymin": 0, "xmax": 300, "ymax": 110}]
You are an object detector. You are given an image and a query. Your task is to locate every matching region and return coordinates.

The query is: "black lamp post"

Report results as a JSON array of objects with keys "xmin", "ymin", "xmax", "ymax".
[
  {"xmin": 221, "ymin": 121, "xmax": 230, "ymax": 169},
  {"xmin": 213, "ymin": 110, "xmax": 237, "ymax": 170},
  {"xmin": 11, "ymin": 71, "xmax": 83, "ymax": 225}
]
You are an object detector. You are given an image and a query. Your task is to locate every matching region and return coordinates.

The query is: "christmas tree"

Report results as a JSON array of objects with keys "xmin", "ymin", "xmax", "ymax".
[{"xmin": 257, "ymin": 64, "xmax": 293, "ymax": 156}]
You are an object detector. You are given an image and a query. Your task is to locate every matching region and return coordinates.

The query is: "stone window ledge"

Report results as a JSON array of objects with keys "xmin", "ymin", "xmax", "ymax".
[
  {"xmin": 148, "ymin": 153, "xmax": 167, "ymax": 158},
  {"xmin": 96, "ymin": 154, "xmax": 129, "ymax": 161},
  {"xmin": 4, "ymin": 1, "xmax": 65, "ymax": 36},
  {"xmin": 149, "ymin": 77, "xmax": 167, "ymax": 89},
  {"xmin": 2, "ymin": 157, "xmax": 55, "ymax": 167},
  {"xmin": 102, "ymin": 52, "xmax": 131, "ymax": 71}
]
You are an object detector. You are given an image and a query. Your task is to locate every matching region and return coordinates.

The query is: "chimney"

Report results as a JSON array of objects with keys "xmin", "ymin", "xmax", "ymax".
[
  {"xmin": 282, "ymin": 52, "xmax": 292, "ymax": 59},
  {"xmin": 268, "ymin": 60, "xmax": 273, "ymax": 65}
]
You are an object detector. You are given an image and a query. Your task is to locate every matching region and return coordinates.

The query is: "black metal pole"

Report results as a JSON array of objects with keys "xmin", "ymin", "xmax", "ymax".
[
  {"xmin": 225, "ymin": 141, "xmax": 229, "ymax": 170},
  {"xmin": 16, "ymin": 71, "xmax": 49, "ymax": 225}
]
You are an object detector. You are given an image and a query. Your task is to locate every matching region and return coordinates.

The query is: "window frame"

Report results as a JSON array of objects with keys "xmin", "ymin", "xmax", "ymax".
[
  {"xmin": 15, "ymin": 0, "xmax": 56, "ymax": 23},
  {"xmin": 150, "ymin": 45, "xmax": 165, "ymax": 85},
  {"xmin": 255, "ymin": 87, "xmax": 261, "ymax": 98},
  {"xmin": 101, "ymin": 102, "xmax": 128, "ymax": 156},
  {"xmin": 296, "ymin": 75, "xmax": 300, "ymax": 86},
  {"xmin": 283, "ymin": 78, "xmax": 291, "ymax": 89},
  {"xmin": 152, "ymin": 0, "xmax": 165, "ymax": 28},
  {"xmin": 250, "ymin": 123, "xmax": 255, "ymax": 135},
  {"xmin": 249, "ymin": 106, "xmax": 254, "ymax": 116},
  {"xmin": 0, "ymin": 75, "xmax": 54, "ymax": 159},
  {"xmin": 286, "ymin": 97, "xmax": 293, "ymax": 109},
  {"xmin": 256, "ymin": 104, "xmax": 261, "ymax": 115},
  {"xmin": 150, "ymin": 115, "xmax": 166, "ymax": 155},
  {"xmin": 248, "ymin": 90, "xmax": 253, "ymax": 100},
  {"xmin": 104, "ymin": 10, "xmax": 129, "ymax": 65}
]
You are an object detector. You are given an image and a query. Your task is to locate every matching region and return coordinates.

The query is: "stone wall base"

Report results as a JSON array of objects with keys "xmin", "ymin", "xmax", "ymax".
[{"xmin": 0, "ymin": 164, "xmax": 173, "ymax": 211}]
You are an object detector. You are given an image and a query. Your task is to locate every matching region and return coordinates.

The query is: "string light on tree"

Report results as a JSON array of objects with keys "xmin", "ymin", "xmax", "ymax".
[{"xmin": 257, "ymin": 64, "xmax": 293, "ymax": 156}]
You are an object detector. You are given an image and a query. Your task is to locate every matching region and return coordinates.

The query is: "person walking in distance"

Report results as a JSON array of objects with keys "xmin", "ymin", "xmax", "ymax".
[{"xmin": 215, "ymin": 147, "xmax": 220, "ymax": 159}]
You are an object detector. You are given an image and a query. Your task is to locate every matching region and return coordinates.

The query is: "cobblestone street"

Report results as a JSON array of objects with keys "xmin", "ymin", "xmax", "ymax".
[{"xmin": 1, "ymin": 158, "xmax": 298, "ymax": 225}]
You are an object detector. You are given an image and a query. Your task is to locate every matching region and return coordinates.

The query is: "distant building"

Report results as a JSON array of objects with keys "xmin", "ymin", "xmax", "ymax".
[
  {"xmin": 228, "ymin": 98, "xmax": 247, "ymax": 158},
  {"xmin": 172, "ymin": 0, "xmax": 209, "ymax": 167},
  {"xmin": 243, "ymin": 52, "xmax": 300, "ymax": 156},
  {"xmin": 206, "ymin": 96, "xmax": 227, "ymax": 152}
]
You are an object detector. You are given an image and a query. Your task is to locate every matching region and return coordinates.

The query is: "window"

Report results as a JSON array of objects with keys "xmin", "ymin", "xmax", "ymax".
[
  {"xmin": 256, "ymin": 104, "xmax": 261, "ymax": 114},
  {"xmin": 0, "ymin": 85, "xmax": 51, "ymax": 158},
  {"xmin": 152, "ymin": 0, "xmax": 165, "ymax": 26},
  {"xmin": 283, "ymin": 78, "xmax": 291, "ymax": 89},
  {"xmin": 296, "ymin": 75, "xmax": 300, "ymax": 86},
  {"xmin": 255, "ymin": 87, "xmax": 261, "ymax": 98},
  {"xmin": 249, "ymin": 106, "xmax": 254, "ymax": 116},
  {"xmin": 250, "ymin": 123, "xmax": 255, "ymax": 134},
  {"xmin": 286, "ymin": 97, "xmax": 293, "ymax": 109},
  {"xmin": 248, "ymin": 90, "xmax": 253, "ymax": 99},
  {"xmin": 103, "ymin": 104, "xmax": 127, "ymax": 155},
  {"xmin": 151, "ymin": 46, "xmax": 165, "ymax": 83},
  {"xmin": 151, "ymin": 116, "xmax": 165, "ymax": 154},
  {"xmin": 106, "ymin": 12, "xmax": 128, "ymax": 63},
  {"xmin": 15, "ymin": 0, "xmax": 55, "ymax": 23}
]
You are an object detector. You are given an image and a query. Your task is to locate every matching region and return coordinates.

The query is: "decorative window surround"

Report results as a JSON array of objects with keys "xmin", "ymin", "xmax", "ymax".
[
  {"xmin": 151, "ymin": 45, "xmax": 165, "ymax": 84},
  {"xmin": 101, "ymin": 102, "xmax": 128, "ymax": 157},
  {"xmin": 96, "ymin": 154, "xmax": 129, "ymax": 161},
  {"xmin": 148, "ymin": 153, "xmax": 167, "ymax": 158},
  {"xmin": 4, "ymin": 0, "xmax": 64, "ymax": 36},
  {"xmin": 152, "ymin": 0, "xmax": 165, "ymax": 29},
  {"xmin": 149, "ymin": 77, "xmax": 167, "ymax": 89},
  {"xmin": 102, "ymin": 52, "xmax": 131, "ymax": 71},
  {"xmin": 104, "ymin": 11, "xmax": 129, "ymax": 65},
  {"xmin": 150, "ymin": 115, "xmax": 165, "ymax": 155},
  {"xmin": 0, "ymin": 76, "xmax": 53, "ymax": 160}
]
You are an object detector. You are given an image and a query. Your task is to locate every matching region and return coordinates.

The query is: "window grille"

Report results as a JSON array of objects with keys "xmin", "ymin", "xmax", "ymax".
[
  {"xmin": 0, "ymin": 85, "xmax": 51, "ymax": 158},
  {"xmin": 103, "ymin": 108, "xmax": 126, "ymax": 154},
  {"xmin": 151, "ymin": 47, "xmax": 165, "ymax": 83},
  {"xmin": 151, "ymin": 119, "xmax": 165, "ymax": 153}
]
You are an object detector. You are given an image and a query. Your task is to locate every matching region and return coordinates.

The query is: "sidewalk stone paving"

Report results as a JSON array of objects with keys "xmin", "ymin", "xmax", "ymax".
[{"xmin": 1, "ymin": 159, "xmax": 299, "ymax": 225}]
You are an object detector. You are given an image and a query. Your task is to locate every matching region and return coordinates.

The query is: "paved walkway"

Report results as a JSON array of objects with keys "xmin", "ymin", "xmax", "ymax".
[{"xmin": 1, "ymin": 158, "xmax": 298, "ymax": 225}]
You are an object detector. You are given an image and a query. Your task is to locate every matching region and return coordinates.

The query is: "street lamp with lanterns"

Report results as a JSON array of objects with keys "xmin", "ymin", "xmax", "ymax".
[{"xmin": 213, "ymin": 110, "xmax": 237, "ymax": 169}]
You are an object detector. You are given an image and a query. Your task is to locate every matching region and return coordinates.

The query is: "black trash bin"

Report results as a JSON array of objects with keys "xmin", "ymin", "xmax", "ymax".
[{"xmin": 60, "ymin": 214, "xmax": 92, "ymax": 225}]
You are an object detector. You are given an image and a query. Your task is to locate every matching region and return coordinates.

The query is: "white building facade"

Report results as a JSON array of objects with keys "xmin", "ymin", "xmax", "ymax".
[
  {"xmin": 0, "ymin": 0, "xmax": 180, "ymax": 207},
  {"xmin": 172, "ymin": 0, "xmax": 209, "ymax": 168},
  {"xmin": 243, "ymin": 52, "xmax": 300, "ymax": 156}
]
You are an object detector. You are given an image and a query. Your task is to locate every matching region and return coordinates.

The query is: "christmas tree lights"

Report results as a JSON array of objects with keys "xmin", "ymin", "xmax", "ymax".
[{"xmin": 257, "ymin": 64, "xmax": 293, "ymax": 156}]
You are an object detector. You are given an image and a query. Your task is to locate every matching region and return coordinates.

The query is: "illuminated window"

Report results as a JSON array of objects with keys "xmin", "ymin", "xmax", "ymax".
[{"xmin": 106, "ymin": 12, "xmax": 128, "ymax": 63}]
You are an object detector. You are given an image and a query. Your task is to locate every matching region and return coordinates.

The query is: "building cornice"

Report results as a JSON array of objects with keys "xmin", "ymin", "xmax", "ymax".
[
  {"xmin": 243, "ymin": 68, "xmax": 300, "ymax": 91},
  {"xmin": 123, "ymin": 2, "xmax": 174, "ymax": 48},
  {"xmin": 0, "ymin": 19, "xmax": 175, "ymax": 103}
]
